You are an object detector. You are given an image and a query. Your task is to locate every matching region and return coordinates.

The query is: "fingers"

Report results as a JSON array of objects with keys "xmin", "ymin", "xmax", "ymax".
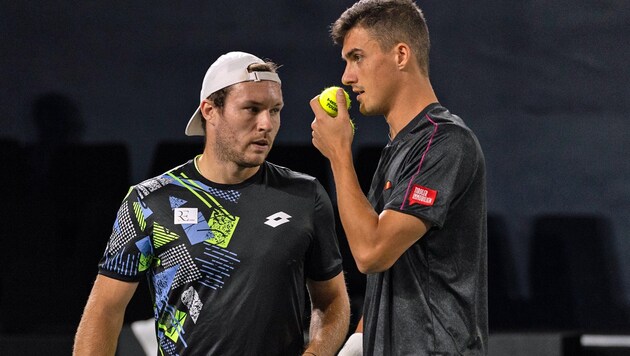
[
  {"xmin": 310, "ymin": 95, "xmax": 331, "ymax": 133},
  {"xmin": 310, "ymin": 118, "xmax": 318, "ymax": 136},
  {"xmin": 311, "ymin": 123, "xmax": 323, "ymax": 156},
  {"xmin": 310, "ymin": 95, "xmax": 325, "ymax": 116}
]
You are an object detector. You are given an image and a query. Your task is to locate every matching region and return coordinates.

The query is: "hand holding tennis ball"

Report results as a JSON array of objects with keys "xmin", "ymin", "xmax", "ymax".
[
  {"xmin": 318, "ymin": 86, "xmax": 356, "ymax": 133},
  {"xmin": 319, "ymin": 86, "xmax": 351, "ymax": 116}
]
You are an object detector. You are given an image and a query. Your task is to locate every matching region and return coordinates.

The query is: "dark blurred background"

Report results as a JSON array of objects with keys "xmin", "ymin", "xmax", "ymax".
[{"xmin": 1, "ymin": 1, "xmax": 629, "ymax": 355}]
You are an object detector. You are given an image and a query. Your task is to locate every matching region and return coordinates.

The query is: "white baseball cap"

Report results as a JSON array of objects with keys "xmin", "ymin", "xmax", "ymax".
[{"xmin": 185, "ymin": 51, "xmax": 282, "ymax": 136}]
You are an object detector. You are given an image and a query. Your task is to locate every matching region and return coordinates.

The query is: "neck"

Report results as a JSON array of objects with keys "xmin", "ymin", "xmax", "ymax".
[
  {"xmin": 385, "ymin": 75, "xmax": 438, "ymax": 139},
  {"xmin": 195, "ymin": 153, "xmax": 260, "ymax": 185}
]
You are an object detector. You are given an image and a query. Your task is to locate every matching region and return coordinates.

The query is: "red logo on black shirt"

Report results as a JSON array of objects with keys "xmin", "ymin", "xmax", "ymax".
[{"xmin": 408, "ymin": 184, "xmax": 437, "ymax": 206}]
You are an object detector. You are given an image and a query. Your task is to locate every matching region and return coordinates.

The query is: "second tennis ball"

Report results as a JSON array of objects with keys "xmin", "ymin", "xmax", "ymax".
[{"xmin": 318, "ymin": 86, "xmax": 351, "ymax": 117}]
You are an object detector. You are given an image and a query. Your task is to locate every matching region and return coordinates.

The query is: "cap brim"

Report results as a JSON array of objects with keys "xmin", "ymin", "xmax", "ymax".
[{"xmin": 185, "ymin": 107, "xmax": 205, "ymax": 136}]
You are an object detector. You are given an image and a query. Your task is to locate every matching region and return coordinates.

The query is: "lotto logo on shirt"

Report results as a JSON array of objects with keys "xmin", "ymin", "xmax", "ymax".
[{"xmin": 408, "ymin": 184, "xmax": 437, "ymax": 206}]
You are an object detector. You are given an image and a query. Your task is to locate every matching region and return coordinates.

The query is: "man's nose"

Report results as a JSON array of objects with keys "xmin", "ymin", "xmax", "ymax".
[
  {"xmin": 341, "ymin": 63, "xmax": 356, "ymax": 86},
  {"xmin": 257, "ymin": 111, "xmax": 274, "ymax": 131}
]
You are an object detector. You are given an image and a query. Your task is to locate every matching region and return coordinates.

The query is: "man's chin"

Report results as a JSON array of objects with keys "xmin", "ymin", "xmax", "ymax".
[
  {"xmin": 240, "ymin": 154, "xmax": 267, "ymax": 168},
  {"xmin": 359, "ymin": 102, "xmax": 370, "ymax": 115},
  {"xmin": 359, "ymin": 103, "xmax": 382, "ymax": 117}
]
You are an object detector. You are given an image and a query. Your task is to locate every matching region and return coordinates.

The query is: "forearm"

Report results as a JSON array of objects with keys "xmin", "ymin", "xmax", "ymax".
[
  {"xmin": 73, "ymin": 275, "xmax": 136, "ymax": 356},
  {"xmin": 305, "ymin": 293, "xmax": 351, "ymax": 356},
  {"xmin": 74, "ymin": 304, "xmax": 125, "ymax": 355},
  {"xmin": 328, "ymin": 152, "xmax": 382, "ymax": 269}
]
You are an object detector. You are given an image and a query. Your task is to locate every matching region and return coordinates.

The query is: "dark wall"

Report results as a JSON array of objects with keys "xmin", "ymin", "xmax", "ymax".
[{"xmin": 2, "ymin": 0, "xmax": 629, "ymax": 332}]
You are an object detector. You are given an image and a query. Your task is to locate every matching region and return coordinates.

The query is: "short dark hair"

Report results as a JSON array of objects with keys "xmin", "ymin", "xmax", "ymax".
[
  {"xmin": 331, "ymin": 0, "xmax": 430, "ymax": 75},
  {"xmin": 201, "ymin": 61, "xmax": 279, "ymax": 132}
]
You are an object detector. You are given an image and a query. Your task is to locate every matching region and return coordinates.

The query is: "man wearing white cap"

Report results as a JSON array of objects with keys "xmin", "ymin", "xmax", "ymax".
[{"xmin": 74, "ymin": 51, "xmax": 350, "ymax": 356}]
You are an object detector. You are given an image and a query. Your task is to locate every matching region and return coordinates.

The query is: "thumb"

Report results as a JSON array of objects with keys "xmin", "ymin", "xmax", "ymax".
[{"xmin": 336, "ymin": 88, "xmax": 350, "ymax": 117}]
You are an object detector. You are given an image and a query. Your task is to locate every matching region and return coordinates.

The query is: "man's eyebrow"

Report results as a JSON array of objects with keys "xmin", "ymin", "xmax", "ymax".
[
  {"xmin": 241, "ymin": 100, "xmax": 264, "ymax": 106},
  {"xmin": 343, "ymin": 48, "xmax": 362, "ymax": 61},
  {"xmin": 242, "ymin": 99, "xmax": 284, "ymax": 108}
]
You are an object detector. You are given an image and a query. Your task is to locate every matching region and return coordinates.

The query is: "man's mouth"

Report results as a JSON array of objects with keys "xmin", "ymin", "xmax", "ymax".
[
  {"xmin": 353, "ymin": 88, "xmax": 365, "ymax": 100},
  {"xmin": 252, "ymin": 139, "xmax": 269, "ymax": 149}
]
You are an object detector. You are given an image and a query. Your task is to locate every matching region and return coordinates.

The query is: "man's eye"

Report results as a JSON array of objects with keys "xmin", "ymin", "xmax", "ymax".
[{"xmin": 247, "ymin": 107, "xmax": 260, "ymax": 113}]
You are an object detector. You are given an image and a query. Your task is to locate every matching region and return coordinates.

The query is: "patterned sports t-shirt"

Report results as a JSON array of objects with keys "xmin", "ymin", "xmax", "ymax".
[
  {"xmin": 363, "ymin": 103, "xmax": 488, "ymax": 355},
  {"xmin": 98, "ymin": 159, "xmax": 342, "ymax": 355}
]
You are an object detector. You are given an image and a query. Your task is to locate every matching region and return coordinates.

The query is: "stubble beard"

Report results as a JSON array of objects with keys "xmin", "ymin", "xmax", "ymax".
[{"xmin": 214, "ymin": 128, "xmax": 264, "ymax": 169}]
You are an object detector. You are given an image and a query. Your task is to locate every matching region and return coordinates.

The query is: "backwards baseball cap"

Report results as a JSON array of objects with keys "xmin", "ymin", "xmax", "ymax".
[{"xmin": 185, "ymin": 51, "xmax": 282, "ymax": 136}]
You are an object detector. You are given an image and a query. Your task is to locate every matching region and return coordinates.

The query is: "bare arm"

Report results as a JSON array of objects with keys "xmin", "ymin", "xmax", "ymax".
[
  {"xmin": 304, "ymin": 272, "xmax": 350, "ymax": 356},
  {"xmin": 310, "ymin": 93, "xmax": 430, "ymax": 274},
  {"xmin": 73, "ymin": 274, "xmax": 139, "ymax": 356}
]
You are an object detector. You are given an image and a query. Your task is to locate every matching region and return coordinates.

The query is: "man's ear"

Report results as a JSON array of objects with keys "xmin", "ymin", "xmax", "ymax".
[
  {"xmin": 200, "ymin": 99, "xmax": 216, "ymax": 126},
  {"xmin": 394, "ymin": 42, "xmax": 412, "ymax": 70}
]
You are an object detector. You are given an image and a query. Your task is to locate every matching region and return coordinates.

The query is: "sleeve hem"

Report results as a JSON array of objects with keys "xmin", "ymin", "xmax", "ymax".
[
  {"xmin": 307, "ymin": 264, "xmax": 344, "ymax": 282},
  {"xmin": 384, "ymin": 206, "xmax": 443, "ymax": 229},
  {"xmin": 98, "ymin": 269, "xmax": 142, "ymax": 283}
]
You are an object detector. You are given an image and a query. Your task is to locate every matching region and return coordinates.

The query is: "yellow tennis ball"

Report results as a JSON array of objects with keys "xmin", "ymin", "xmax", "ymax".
[
  {"xmin": 318, "ymin": 86, "xmax": 356, "ymax": 133},
  {"xmin": 319, "ymin": 86, "xmax": 351, "ymax": 117}
]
